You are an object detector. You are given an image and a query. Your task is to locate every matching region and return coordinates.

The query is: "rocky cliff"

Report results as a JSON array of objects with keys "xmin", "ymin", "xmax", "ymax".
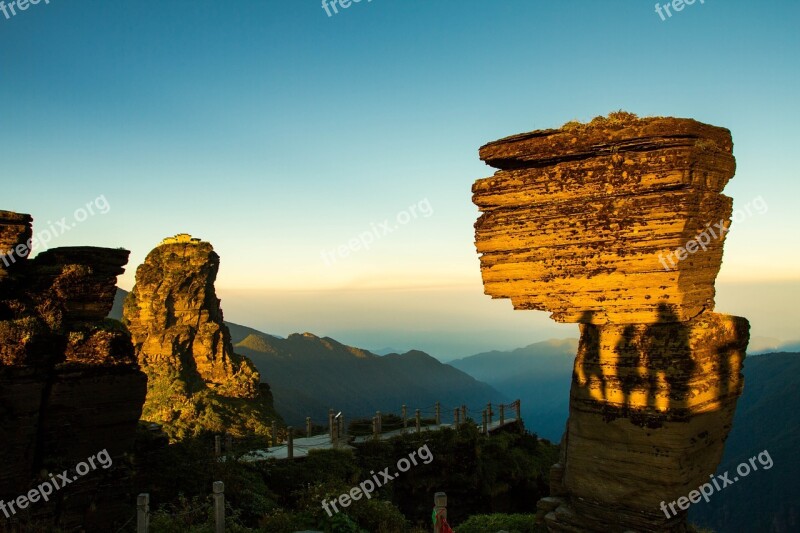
[
  {"xmin": 471, "ymin": 113, "xmax": 750, "ymax": 532},
  {"xmin": 123, "ymin": 235, "xmax": 280, "ymax": 441},
  {"xmin": 0, "ymin": 210, "xmax": 146, "ymax": 530},
  {"xmin": 474, "ymin": 113, "xmax": 735, "ymax": 325}
]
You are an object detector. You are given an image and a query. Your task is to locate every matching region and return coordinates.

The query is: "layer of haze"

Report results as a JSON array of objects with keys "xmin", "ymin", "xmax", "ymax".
[
  {"xmin": 217, "ymin": 280, "xmax": 800, "ymax": 361},
  {"xmin": 2, "ymin": 1, "xmax": 798, "ymax": 357}
]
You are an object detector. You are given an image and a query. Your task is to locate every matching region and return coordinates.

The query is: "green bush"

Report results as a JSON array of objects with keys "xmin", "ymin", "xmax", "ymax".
[
  {"xmin": 326, "ymin": 513, "xmax": 364, "ymax": 533},
  {"xmin": 148, "ymin": 494, "xmax": 256, "ymax": 532},
  {"xmin": 132, "ymin": 423, "xmax": 559, "ymax": 532},
  {"xmin": 258, "ymin": 509, "xmax": 317, "ymax": 533},
  {"xmin": 345, "ymin": 497, "xmax": 409, "ymax": 533},
  {"xmin": 456, "ymin": 513, "xmax": 543, "ymax": 533}
]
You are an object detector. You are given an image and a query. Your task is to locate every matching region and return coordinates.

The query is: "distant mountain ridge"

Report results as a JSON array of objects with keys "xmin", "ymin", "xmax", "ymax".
[
  {"xmin": 371, "ymin": 347, "xmax": 405, "ymax": 356},
  {"xmin": 235, "ymin": 331, "xmax": 506, "ymax": 426},
  {"xmin": 450, "ymin": 338, "xmax": 578, "ymax": 381},
  {"xmin": 748, "ymin": 337, "xmax": 800, "ymax": 354},
  {"xmin": 453, "ymin": 339, "xmax": 800, "ymax": 531},
  {"xmin": 449, "ymin": 338, "xmax": 578, "ymax": 441},
  {"xmin": 110, "ymin": 289, "xmax": 506, "ymax": 428},
  {"xmin": 690, "ymin": 352, "xmax": 800, "ymax": 532}
]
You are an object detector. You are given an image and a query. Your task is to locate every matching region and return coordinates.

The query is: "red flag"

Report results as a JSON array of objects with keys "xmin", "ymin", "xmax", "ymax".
[
  {"xmin": 440, "ymin": 517, "xmax": 454, "ymax": 533},
  {"xmin": 433, "ymin": 508, "xmax": 454, "ymax": 533}
]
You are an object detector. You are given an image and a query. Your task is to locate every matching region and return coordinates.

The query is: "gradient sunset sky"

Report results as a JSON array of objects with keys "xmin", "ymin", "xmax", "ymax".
[{"xmin": 2, "ymin": 1, "xmax": 798, "ymax": 358}]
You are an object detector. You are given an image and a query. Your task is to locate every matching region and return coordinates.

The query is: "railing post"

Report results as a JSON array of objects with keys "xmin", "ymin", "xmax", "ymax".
[
  {"xmin": 306, "ymin": 416, "xmax": 312, "ymax": 438},
  {"xmin": 333, "ymin": 415, "xmax": 339, "ymax": 445},
  {"xmin": 461, "ymin": 404, "xmax": 466, "ymax": 422},
  {"xmin": 415, "ymin": 409, "xmax": 421, "ymax": 434},
  {"xmin": 482, "ymin": 409, "xmax": 488, "ymax": 435},
  {"xmin": 402, "ymin": 404, "xmax": 407, "ymax": 428},
  {"xmin": 453, "ymin": 408, "xmax": 459, "ymax": 428},
  {"xmin": 214, "ymin": 435, "xmax": 221, "ymax": 457},
  {"xmin": 287, "ymin": 427, "xmax": 294, "ymax": 460},
  {"xmin": 213, "ymin": 481, "xmax": 225, "ymax": 533},
  {"xmin": 226, "ymin": 435, "xmax": 233, "ymax": 452},
  {"xmin": 500, "ymin": 404, "xmax": 505, "ymax": 426},
  {"xmin": 137, "ymin": 493, "xmax": 149, "ymax": 533},
  {"xmin": 339, "ymin": 413, "xmax": 346, "ymax": 439},
  {"xmin": 435, "ymin": 402, "xmax": 441, "ymax": 426},
  {"xmin": 329, "ymin": 409, "xmax": 335, "ymax": 440},
  {"xmin": 433, "ymin": 492, "xmax": 447, "ymax": 533},
  {"xmin": 271, "ymin": 420, "xmax": 278, "ymax": 446},
  {"xmin": 487, "ymin": 402, "xmax": 493, "ymax": 425}
]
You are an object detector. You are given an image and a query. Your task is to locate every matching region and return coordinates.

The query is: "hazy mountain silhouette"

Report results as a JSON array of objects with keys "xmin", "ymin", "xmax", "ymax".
[
  {"xmin": 235, "ymin": 332, "xmax": 506, "ymax": 426},
  {"xmin": 111, "ymin": 289, "xmax": 503, "ymax": 428},
  {"xmin": 449, "ymin": 339, "xmax": 578, "ymax": 441},
  {"xmin": 748, "ymin": 337, "xmax": 800, "ymax": 354},
  {"xmin": 690, "ymin": 352, "xmax": 800, "ymax": 533},
  {"xmin": 372, "ymin": 347, "xmax": 405, "ymax": 356}
]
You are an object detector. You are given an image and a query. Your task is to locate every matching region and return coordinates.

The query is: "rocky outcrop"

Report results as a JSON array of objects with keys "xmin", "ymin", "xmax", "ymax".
[
  {"xmin": 123, "ymin": 235, "xmax": 279, "ymax": 440},
  {"xmin": 561, "ymin": 311, "xmax": 748, "ymax": 531},
  {"xmin": 473, "ymin": 114, "xmax": 736, "ymax": 325},
  {"xmin": 471, "ymin": 113, "xmax": 750, "ymax": 532},
  {"xmin": 0, "ymin": 211, "xmax": 33, "ymax": 282},
  {"xmin": 0, "ymin": 210, "xmax": 146, "ymax": 530}
]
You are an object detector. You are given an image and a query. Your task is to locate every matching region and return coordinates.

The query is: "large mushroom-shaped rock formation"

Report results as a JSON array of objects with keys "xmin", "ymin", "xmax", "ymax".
[
  {"xmin": 0, "ymin": 210, "xmax": 146, "ymax": 530},
  {"xmin": 472, "ymin": 113, "xmax": 749, "ymax": 532},
  {"xmin": 123, "ymin": 234, "xmax": 280, "ymax": 441}
]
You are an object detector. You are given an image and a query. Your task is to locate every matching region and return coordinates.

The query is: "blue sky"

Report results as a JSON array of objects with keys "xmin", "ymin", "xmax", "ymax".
[{"xmin": 2, "ymin": 1, "xmax": 798, "ymax": 358}]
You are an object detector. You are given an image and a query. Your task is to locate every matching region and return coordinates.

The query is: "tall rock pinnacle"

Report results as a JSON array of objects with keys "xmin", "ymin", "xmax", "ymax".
[
  {"xmin": 123, "ymin": 234, "xmax": 279, "ymax": 440},
  {"xmin": 472, "ymin": 113, "xmax": 749, "ymax": 532}
]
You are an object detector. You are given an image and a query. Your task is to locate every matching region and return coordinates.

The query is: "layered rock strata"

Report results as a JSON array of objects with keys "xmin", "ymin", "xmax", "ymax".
[
  {"xmin": 472, "ymin": 114, "xmax": 749, "ymax": 532},
  {"xmin": 0, "ymin": 210, "xmax": 146, "ymax": 530},
  {"xmin": 123, "ymin": 235, "xmax": 279, "ymax": 440},
  {"xmin": 473, "ymin": 115, "xmax": 736, "ymax": 324},
  {"xmin": 558, "ymin": 311, "xmax": 749, "ymax": 531},
  {"xmin": 0, "ymin": 211, "xmax": 33, "ymax": 287}
]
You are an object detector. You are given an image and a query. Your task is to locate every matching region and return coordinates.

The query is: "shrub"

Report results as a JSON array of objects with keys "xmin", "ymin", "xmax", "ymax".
[
  {"xmin": 456, "ymin": 513, "xmax": 543, "ymax": 533},
  {"xmin": 258, "ymin": 509, "xmax": 317, "ymax": 533},
  {"xmin": 345, "ymin": 498, "xmax": 409, "ymax": 533},
  {"xmin": 148, "ymin": 494, "xmax": 256, "ymax": 532}
]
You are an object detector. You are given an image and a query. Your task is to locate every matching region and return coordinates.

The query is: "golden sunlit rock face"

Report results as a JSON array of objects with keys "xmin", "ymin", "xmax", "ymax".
[
  {"xmin": 572, "ymin": 311, "xmax": 748, "ymax": 418},
  {"xmin": 472, "ymin": 114, "xmax": 750, "ymax": 532},
  {"xmin": 473, "ymin": 114, "xmax": 736, "ymax": 324},
  {"xmin": 123, "ymin": 236, "xmax": 280, "ymax": 440},
  {"xmin": 563, "ymin": 311, "xmax": 749, "ymax": 531}
]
